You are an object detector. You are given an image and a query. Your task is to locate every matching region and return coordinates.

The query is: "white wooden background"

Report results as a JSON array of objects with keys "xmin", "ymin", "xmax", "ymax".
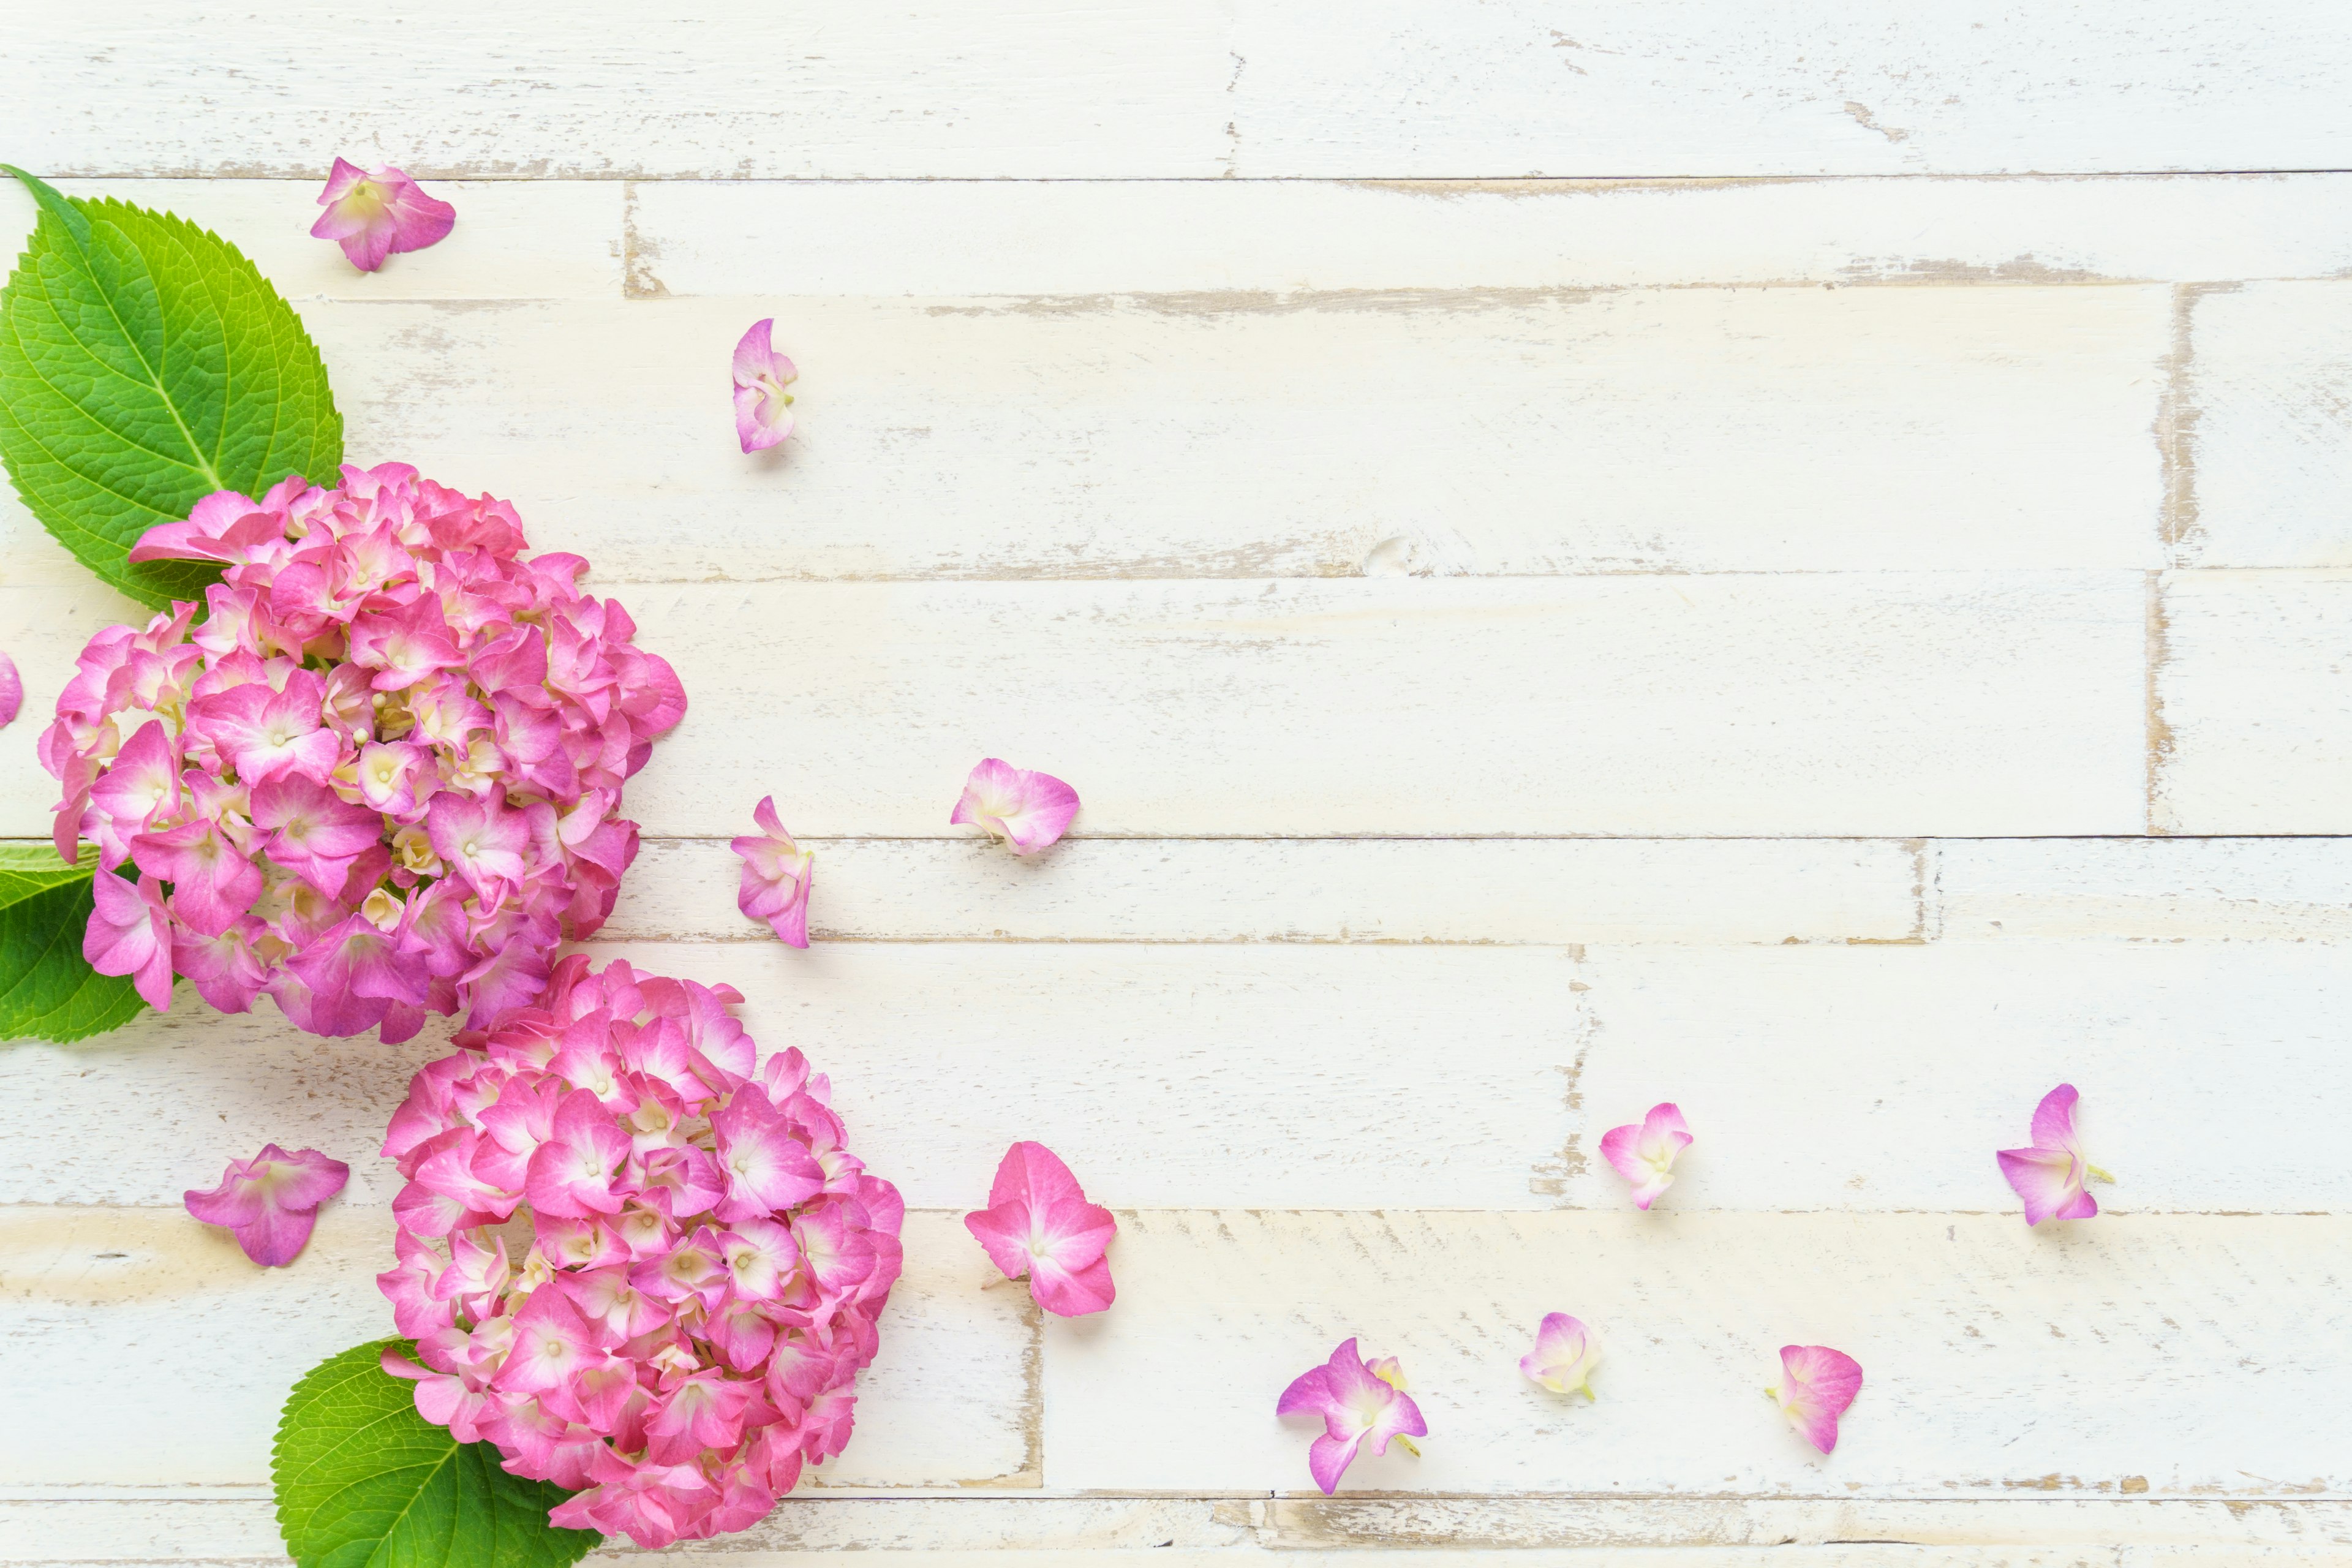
[{"xmin": 4, "ymin": 5, "xmax": 2352, "ymax": 1565}]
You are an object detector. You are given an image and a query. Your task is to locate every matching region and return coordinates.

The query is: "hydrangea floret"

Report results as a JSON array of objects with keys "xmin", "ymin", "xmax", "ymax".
[
  {"xmin": 41, "ymin": 464, "xmax": 685, "ymax": 1040},
  {"xmin": 377, "ymin": 956, "xmax": 903, "ymax": 1550}
]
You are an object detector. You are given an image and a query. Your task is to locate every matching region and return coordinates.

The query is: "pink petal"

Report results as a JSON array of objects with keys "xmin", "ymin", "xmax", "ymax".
[
  {"xmin": 1028, "ymin": 1250, "xmax": 1116, "ymax": 1317},
  {"xmin": 2029, "ymin": 1082, "xmax": 2084, "ymax": 1155},
  {"xmin": 949, "ymin": 758, "xmax": 1080, "ymax": 854},
  {"xmin": 1774, "ymin": 1344, "xmax": 1863, "ymax": 1454},
  {"xmin": 231, "ymin": 1202, "xmax": 322, "ymax": 1267},
  {"xmin": 0, "ymin": 650, "xmax": 20, "ymax": 728},
  {"xmin": 1520, "ymin": 1311, "xmax": 1599, "ymax": 1395},
  {"xmin": 1306, "ymin": 1431, "xmax": 1363, "ymax": 1494},
  {"xmin": 1998, "ymin": 1146, "xmax": 2095, "ymax": 1225}
]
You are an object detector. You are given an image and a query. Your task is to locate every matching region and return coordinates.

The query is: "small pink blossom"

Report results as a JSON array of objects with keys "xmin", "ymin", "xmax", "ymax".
[
  {"xmin": 85, "ymin": 869, "xmax": 173, "ymax": 1011},
  {"xmin": 1768, "ymin": 1344, "xmax": 1863, "ymax": 1455},
  {"xmin": 732, "ymin": 319, "xmax": 798, "ymax": 453},
  {"xmin": 183, "ymin": 1143, "xmax": 350, "ymax": 1266},
  {"xmin": 1997, "ymin": 1083, "xmax": 2114, "ymax": 1225},
  {"xmin": 1519, "ymin": 1312, "xmax": 1600, "ymax": 1400},
  {"xmin": 1599, "ymin": 1101, "xmax": 1692, "ymax": 1210},
  {"xmin": 311, "ymin": 158, "xmax": 456, "ymax": 273},
  {"xmin": 0, "ymin": 650, "xmax": 20, "ymax": 728},
  {"xmin": 949, "ymin": 758, "xmax": 1079, "ymax": 855},
  {"xmin": 1276, "ymin": 1338, "xmax": 1427, "ymax": 1494},
  {"xmin": 731, "ymin": 796, "xmax": 813, "ymax": 948},
  {"xmin": 963, "ymin": 1141, "xmax": 1115, "ymax": 1317}
]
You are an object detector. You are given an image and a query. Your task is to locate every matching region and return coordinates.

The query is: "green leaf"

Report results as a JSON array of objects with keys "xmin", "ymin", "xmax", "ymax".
[
  {"xmin": 0, "ymin": 166, "xmax": 343, "ymax": 609},
  {"xmin": 274, "ymin": 1340, "xmax": 599, "ymax": 1568},
  {"xmin": 0, "ymin": 842, "xmax": 143, "ymax": 1043}
]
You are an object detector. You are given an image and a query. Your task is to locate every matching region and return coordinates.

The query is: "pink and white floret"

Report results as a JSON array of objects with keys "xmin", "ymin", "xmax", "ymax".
[
  {"xmin": 42, "ymin": 463, "xmax": 685, "ymax": 1041},
  {"xmin": 377, "ymin": 956, "xmax": 903, "ymax": 1549}
]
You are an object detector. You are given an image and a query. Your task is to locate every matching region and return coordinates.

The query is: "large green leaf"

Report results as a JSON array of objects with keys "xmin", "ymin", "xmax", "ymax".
[
  {"xmin": 0, "ymin": 167, "xmax": 343, "ymax": 609},
  {"xmin": 274, "ymin": 1340, "xmax": 598, "ymax": 1568},
  {"xmin": 0, "ymin": 842, "xmax": 143, "ymax": 1042}
]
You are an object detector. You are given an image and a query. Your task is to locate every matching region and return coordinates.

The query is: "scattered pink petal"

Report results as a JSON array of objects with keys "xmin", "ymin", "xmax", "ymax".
[
  {"xmin": 1599, "ymin": 1101, "xmax": 1692, "ymax": 1210},
  {"xmin": 963, "ymin": 1142, "xmax": 1115, "ymax": 1317},
  {"xmin": 0, "ymin": 650, "xmax": 20, "ymax": 728},
  {"xmin": 1518, "ymin": 1312, "xmax": 1600, "ymax": 1399},
  {"xmin": 731, "ymin": 796, "xmax": 813, "ymax": 948},
  {"xmin": 1769, "ymin": 1344, "xmax": 1863, "ymax": 1455},
  {"xmin": 184, "ymin": 1143, "xmax": 351, "ymax": 1266},
  {"xmin": 949, "ymin": 758, "xmax": 1079, "ymax": 855},
  {"xmin": 1276, "ymin": 1338, "xmax": 1428, "ymax": 1494},
  {"xmin": 732, "ymin": 319, "xmax": 798, "ymax": 453},
  {"xmin": 311, "ymin": 157, "xmax": 456, "ymax": 272},
  {"xmin": 1997, "ymin": 1082, "xmax": 2113, "ymax": 1225}
]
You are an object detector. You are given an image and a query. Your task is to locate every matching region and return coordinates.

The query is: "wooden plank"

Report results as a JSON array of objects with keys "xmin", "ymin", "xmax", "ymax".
[
  {"xmin": 2176, "ymin": 282, "xmax": 2352, "ymax": 569},
  {"xmin": 0, "ymin": 284, "xmax": 2173, "ymax": 584},
  {"xmin": 0, "ymin": 941, "xmax": 1582, "ymax": 1212},
  {"xmin": 0, "ymin": 575, "xmax": 2150, "ymax": 840},
  {"xmin": 6, "ymin": 1494, "xmax": 2349, "ymax": 1563},
  {"xmin": 1039, "ymin": 1212, "xmax": 2352, "ymax": 1495},
  {"xmin": 628, "ymin": 176, "xmax": 2352, "ymax": 298},
  {"xmin": 12, "ymin": 940, "xmax": 2346, "ymax": 1215},
  {"xmin": 604, "ymin": 837, "xmax": 1921, "ymax": 946},
  {"xmin": 9, "ymin": 4, "xmax": 2352, "ymax": 178},
  {"xmin": 619, "ymin": 575, "xmax": 2146, "ymax": 838},
  {"xmin": 1564, "ymin": 943, "xmax": 2352, "ymax": 1213},
  {"xmin": 0, "ymin": 1207, "xmax": 1033, "ymax": 1490},
  {"xmin": 0, "ymin": 5, "xmax": 1235, "ymax": 181},
  {"xmin": 1930, "ymin": 838, "xmax": 2352, "ymax": 942},
  {"xmin": 0, "ymin": 179, "xmax": 622, "ymax": 302},
  {"xmin": 1227, "ymin": 2, "xmax": 2352, "ymax": 179},
  {"xmin": 2154, "ymin": 571, "xmax": 2352, "ymax": 834}
]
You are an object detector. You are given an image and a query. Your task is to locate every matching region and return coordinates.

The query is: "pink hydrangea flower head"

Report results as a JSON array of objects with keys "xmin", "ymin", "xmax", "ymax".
[
  {"xmin": 184, "ymin": 1144, "xmax": 350, "ymax": 1266},
  {"xmin": 1519, "ymin": 1312, "xmax": 1600, "ymax": 1400},
  {"xmin": 732, "ymin": 320, "xmax": 798, "ymax": 453},
  {"xmin": 45, "ymin": 466, "xmax": 687, "ymax": 1041},
  {"xmin": 731, "ymin": 796, "xmax": 814, "ymax": 948},
  {"xmin": 1768, "ymin": 1344, "xmax": 1863, "ymax": 1455},
  {"xmin": 1276, "ymin": 1338, "xmax": 1427, "ymax": 1494},
  {"xmin": 379, "ymin": 957, "xmax": 903, "ymax": 1550},
  {"xmin": 963, "ymin": 1141, "xmax": 1115, "ymax": 1317},
  {"xmin": 0, "ymin": 649, "xmax": 20, "ymax": 728},
  {"xmin": 311, "ymin": 158, "xmax": 456, "ymax": 272},
  {"xmin": 1996, "ymin": 1082, "xmax": 2113, "ymax": 1225},
  {"xmin": 1599, "ymin": 1101, "xmax": 1692, "ymax": 1210},
  {"xmin": 949, "ymin": 758, "xmax": 1079, "ymax": 855}
]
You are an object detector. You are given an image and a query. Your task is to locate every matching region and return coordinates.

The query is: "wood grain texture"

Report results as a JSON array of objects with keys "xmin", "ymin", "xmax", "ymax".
[
  {"xmin": 0, "ymin": 1207, "xmax": 1034, "ymax": 1491},
  {"xmin": 6, "ymin": 1495, "xmax": 2349, "ymax": 1564},
  {"xmin": 2154, "ymin": 571, "xmax": 2352, "ymax": 834},
  {"xmin": 8, "ymin": 4, "xmax": 2352, "ymax": 178},
  {"xmin": 2176, "ymin": 282, "xmax": 2352, "ymax": 569},
  {"xmin": 1929, "ymin": 837, "xmax": 2352, "ymax": 942},
  {"xmin": 8, "ymin": 937, "xmax": 2343, "ymax": 1215},
  {"xmin": 0, "ymin": 285, "xmax": 2175, "ymax": 583},
  {"xmin": 625, "ymin": 175, "xmax": 2352, "ymax": 298},
  {"xmin": 0, "ymin": 575, "xmax": 2149, "ymax": 840},
  {"xmin": 1041, "ymin": 1211, "xmax": 2352, "ymax": 1495},
  {"xmin": 605, "ymin": 837, "xmax": 1921, "ymax": 946}
]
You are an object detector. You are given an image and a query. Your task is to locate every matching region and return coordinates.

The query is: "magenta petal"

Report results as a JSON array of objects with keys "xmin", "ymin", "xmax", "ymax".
[
  {"xmin": 1305, "ymin": 1431, "xmax": 1360, "ymax": 1494},
  {"xmin": 0, "ymin": 650, "xmax": 20, "ymax": 728},
  {"xmin": 231, "ymin": 1203, "xmax": 321, "ymax": 1267}
]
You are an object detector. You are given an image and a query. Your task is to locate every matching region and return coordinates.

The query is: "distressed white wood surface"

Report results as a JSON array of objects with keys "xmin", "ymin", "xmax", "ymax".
[
  {"xmin": 0, "ymin": 1206, "xmax": 1033, "ymax": 1491},
  {"xmin": 8, "ymin": 4, "xmax": 2352, "ymax": 178},
  {"xmin": 0, "ymin": 573, "xmax": 2150, "ymax": 839},
  {"xmin": 7, "ymin": 13, "xmax": 2352, "ymax": 1564}
]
